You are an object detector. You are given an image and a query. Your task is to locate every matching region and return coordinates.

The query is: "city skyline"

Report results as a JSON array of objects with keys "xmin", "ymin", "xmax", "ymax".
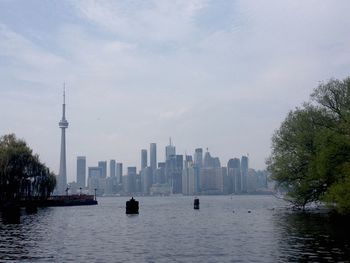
[
  {"xmin": 78, "ymin": 143, "xmax": 259, "ymax": 196},
  {"xmin": 1, "ymin": 1, "xmax": 350, "ymax": 183},
  {"xmin": 73, "ymin": 143, "xmax": 252, "ymax": 184}
]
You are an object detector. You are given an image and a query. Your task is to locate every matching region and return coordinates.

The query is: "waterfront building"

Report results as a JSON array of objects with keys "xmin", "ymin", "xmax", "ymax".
[
  {"xmin": 126, "ymin": 167, "xmax": 137, "ymax": 193},
  {"xmin": 141, "ymin": 149, "xmax": 147, "ymax": 169},
  {"xmin": 165, "ymin": 154, "xmax": 183, "ymax": 194},
  {"xmin": 141, "ymin": 166, "xmax": 153, "ymax": 194},
  {"xmin": 105, "ymin": 176, "xmax": 115, "ymax": 195},
  {"xmin": 165, "ymin": 138, "xmax": 176, "ymax": 161},
  {"xmin": 98, "ymin": 161, "xmax": 107, "ymax": 178},
  {"xmin": 228, "ymin": 158, "xmax": 242, "ymax": 193},
  {"xmin": 57, "ymin": 87, "xmax": 69, "ymax": 195},
  {"xmin": 110, "ymin": 159, "xmax": 116, "ymax": 177},
  {"xmin": 241, "ymin": 155, "xmax": 249, "ymax": 193},
  {"xmin": 88, "ymin": 166, "xmax": 102, "ymax": 194},
  {"xmin": 222, "ymin": 167, "xmax": 229, "ymax": 194},
  {"xmin": 227, "ymin": 158, "xmax": 239, "ymax": 194},
  {"xmin": 182, "ymin": 156, "xmax": 198, "ymax": 195},
  {"xmin": 200, "ymin": 167, "xmax": 223, "ymax": 194},
  {"xmin": 76, "ymin": 156, "xmax": 86, "ymax": 188},
  {"xmin": 182, "ymin": 167, "xmax": 189, "ymax": 195}
]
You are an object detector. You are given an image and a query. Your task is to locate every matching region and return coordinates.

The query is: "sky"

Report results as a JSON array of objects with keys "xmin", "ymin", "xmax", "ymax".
[{"xmin": 1, "ymin": 0, "xmax": 350, "ymax": 182}]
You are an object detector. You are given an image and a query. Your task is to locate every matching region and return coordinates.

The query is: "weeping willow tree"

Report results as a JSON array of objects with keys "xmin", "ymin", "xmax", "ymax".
[
  {"xmin": 0, "ymin": 134, "xmax": 56, "ymax": 204},
  {"xmin": 267, "ymin": 77, "xmax": 350, "ymax": 214}
]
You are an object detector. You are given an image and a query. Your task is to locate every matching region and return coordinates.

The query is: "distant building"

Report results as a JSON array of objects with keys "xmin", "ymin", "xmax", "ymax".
[
  {"xmin": 165, "ymin": 154, "xmax": 183, "ymax": 194},
  {"xmin": 228, "ymin": 158, "xmax": 241, "ymax": 193},
  {"xmin": 182, "ymin": 156, "xmax": 199, "ymax": 195},
  {"xmin": 141, "ymin": 167, "xmax": 153, "ymax": 194},
  {"xmin": 203, "ymin": 150, "xmax": 221, "ymax": 168},
  {"xmin": 150, "ymin": 143, "xmax": 157, "ymax": 171},
  {"xmin": 76, "ymin": 156, "xmax": 86, "ymax": 188},
  {"xmin": 194, "ymin": 148, "xmax": 203, "ymax": 167},
  {"xmin": 155, "ymin": 162, "xmax": 166, "ymax": 184},
  {"xmin": 200, "ymin": 167, "xmax": 223, "ymax": 194},
  {"xmin": 110, "ymin": 159, "xmax": 116, "ymax": 177},
  {"xmin": 165, "ymin": 138, "xmax": 176, "ymax": 161},
  {"xmin": 141, "ymin": 149, "xmax": 147, "ymax": 170},
  {"xmin": 126, "ymin": 167, "xmax": 137, "ymax": 193},
  {"xmin": 98, "ymin": 161, "xmax": 107, "ymax": 178},
  {"xmin": 241, "ymin": 156, "xmax": 249, "ymax": 193},
  {"xmin": 116, "ymin": 163, "xmax": 123, "ymax": 184},
  {"xmin": 88, "ymin": 166, "xmax": 102, "ymax": 195}
]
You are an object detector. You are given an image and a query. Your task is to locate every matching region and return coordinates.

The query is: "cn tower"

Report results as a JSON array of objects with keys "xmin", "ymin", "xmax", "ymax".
[{"xmin": 58, "ymin": 85, "xmax": 69, "ymax": 194}]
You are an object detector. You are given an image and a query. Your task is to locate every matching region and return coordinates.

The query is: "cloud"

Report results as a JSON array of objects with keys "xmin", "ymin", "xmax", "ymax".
[{"xmin": 72, "ymin": 0, "xmax": 207, "ymax": 43}]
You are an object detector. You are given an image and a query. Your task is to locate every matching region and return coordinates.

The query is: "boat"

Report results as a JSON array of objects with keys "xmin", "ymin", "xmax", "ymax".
[
  {"xmin": 126, "ymin": 197, "xmax": 139, "ymax": 214},
  {"xmin": 194, "ymin": 198, "xmax": 200, "ymax": 210}
]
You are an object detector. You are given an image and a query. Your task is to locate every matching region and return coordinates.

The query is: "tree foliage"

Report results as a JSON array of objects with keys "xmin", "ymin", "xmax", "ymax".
[
  {"xmin": 0, "ymin": 134, "xmax": 56, "ymax": 204},
  {"xmin": 267, "ymin": 77, "xmax": 350, "ymax": 214}
]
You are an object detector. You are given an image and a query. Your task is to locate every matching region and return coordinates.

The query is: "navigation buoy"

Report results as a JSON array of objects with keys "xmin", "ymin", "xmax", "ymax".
[{"xmin": 126, "ymin": 197, "xmax": 139, "ymax": 214}]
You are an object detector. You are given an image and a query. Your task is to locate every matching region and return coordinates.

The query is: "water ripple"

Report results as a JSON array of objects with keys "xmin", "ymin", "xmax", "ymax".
[{"xmin": 1, "ymin": 196, "xmax": 349, "ymax": 262}]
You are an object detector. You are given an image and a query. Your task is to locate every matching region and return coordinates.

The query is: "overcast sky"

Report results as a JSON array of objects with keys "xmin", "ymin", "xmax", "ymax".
[{"xmin": 1, "ymin": 0, "xmax": 350, "ymax": 182}]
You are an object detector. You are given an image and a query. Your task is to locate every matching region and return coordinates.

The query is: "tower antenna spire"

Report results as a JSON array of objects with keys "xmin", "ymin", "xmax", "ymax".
[{"xmin": 63, "ymin": 82, "xmax": 66, "ymax": 104}]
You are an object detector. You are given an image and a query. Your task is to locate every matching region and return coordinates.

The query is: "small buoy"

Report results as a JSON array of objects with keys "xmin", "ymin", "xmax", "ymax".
[
  {"xmin": 232, "ymin": 210, "xmax": 235, "ymax": 213},
  {"xmin": 126, "ymin": 197, "xmax": 139, "ymax": 214},
  {"xmin": 248, "ymin": 210, "xmax": 251, "ymax": 213},
  {"xmin": 194, "ymin": 198, "xmax": 200, "ymax": 210}
]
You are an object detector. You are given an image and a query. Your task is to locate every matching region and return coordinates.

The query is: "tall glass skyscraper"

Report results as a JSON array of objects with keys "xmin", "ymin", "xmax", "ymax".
[
  {"xmin": 165, "ymin": 138, "xmax": 176, "ymax": 161},
  {"xmin": 141, "ymin": 149, "xmax": 147, "ymax": 169},
  {"xmin": 150, "ymin": 143, "xmax": 157, "ymax": 171},
  {"xmin": 110, "ymin": 159, "xmax": 116, "ymax": 177}
]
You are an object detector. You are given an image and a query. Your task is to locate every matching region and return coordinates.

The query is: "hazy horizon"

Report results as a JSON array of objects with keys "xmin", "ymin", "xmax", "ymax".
[{"xmin": 1, "ymin": 1, "xmax": 350, "ymax": 182}]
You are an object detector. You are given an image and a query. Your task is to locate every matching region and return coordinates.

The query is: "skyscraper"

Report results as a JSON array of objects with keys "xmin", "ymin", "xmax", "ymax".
[
  {"xmin": 98, "ymin": 161, "xmax": 107, "ymax": 178},
  {"xmin": 150, "ymin": 143, "xmax": 157, "ymax": 171},
  {"xmin": 228, "ymin": 158, "xmax": 241, "ymax": 193},
  {"xmin": 58, "ymin": 87, "xmax": 69, "ymax": 194},
  {"xmin": 76, "ymin": 156, "xmax": 86, "ymax": 188},
  {"xmin": 126, "ymin": 167, "xmax": 137, "ymax": 193},
  {"xmin": 116, "ymin": 163, "xmax": 123, "ymax": 184},
  {"xmin": 88, "ymin": 166, "xmax": 102, "ymax": 195},
  {"xmin": 194, "ymin": 148, "xmax": 203, "ymax": 167},
  {"xmin": 110, "ymin": 159, "xmax": 116, "ymax": 177},
  {"xmin": 165, "ymin": 138, "xmax": 176, "ymax": 161},
  {"xmin": 165, "ymin": 154, "xmax": 183, "ymax": 194},
  {"xmin": 241, "ymin": 155, "xmax": 249, "ymax": 193},
  {"xmin": 141, "ymin": 149, "xmax": 147, "ymax": 169}
]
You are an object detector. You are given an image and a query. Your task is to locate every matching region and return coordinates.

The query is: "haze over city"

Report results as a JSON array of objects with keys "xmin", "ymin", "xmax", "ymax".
[{"xmin": 1, "ymin": 1, "xmax": 350, "ymax": 183}]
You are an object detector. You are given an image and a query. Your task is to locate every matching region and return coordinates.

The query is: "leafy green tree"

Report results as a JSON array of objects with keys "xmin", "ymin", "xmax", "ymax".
[
  {"xmin": 267, "ymin": 77, "xmax": 350, "ymax": 213},
  {"xmin": 0, "ymin": 134, "xmax": 56, "ymax": 204}
]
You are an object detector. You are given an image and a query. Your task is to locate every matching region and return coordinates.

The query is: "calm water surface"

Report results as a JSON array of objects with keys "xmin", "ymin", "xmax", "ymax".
[{"xmin": 0, "ymin": 195, "xmax": 349, "ymax": 262}]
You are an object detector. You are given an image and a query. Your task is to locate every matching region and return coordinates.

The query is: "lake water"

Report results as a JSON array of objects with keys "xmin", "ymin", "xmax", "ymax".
[{"xmin": 1, "ymin": 195, "xmax": 349, "ymax": 262}]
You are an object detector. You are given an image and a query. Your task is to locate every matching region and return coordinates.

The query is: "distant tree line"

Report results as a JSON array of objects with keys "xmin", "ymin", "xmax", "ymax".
[
  {"xmin": 267, "ymin": 77, "xmax": 350, "ymax": 214},
  {"xmin": 0, "ymin": 134, "xmax": 56, "ymax": 205}
]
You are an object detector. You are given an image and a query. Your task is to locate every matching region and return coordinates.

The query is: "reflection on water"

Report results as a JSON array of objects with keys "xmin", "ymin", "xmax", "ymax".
[
  {"xmin": 0, "ymin": 207, "xmax": 21, "ymax": 224},
  {"xmin": 273, "ymin": 211, "xmax": 350, "ymax": 262},
  {"xmin": 0, "ymin": 196, "xmax": 349, "ymax": 262}
]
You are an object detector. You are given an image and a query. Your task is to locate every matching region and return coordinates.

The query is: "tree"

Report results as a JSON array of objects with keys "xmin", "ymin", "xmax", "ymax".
[
  {"xmin": 0, "ymin": 134, "xmax": 56, "ymax": 204},
  {"xmin": 267, "ymin": 77, "xmax": 350, "ymax": 213}
]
